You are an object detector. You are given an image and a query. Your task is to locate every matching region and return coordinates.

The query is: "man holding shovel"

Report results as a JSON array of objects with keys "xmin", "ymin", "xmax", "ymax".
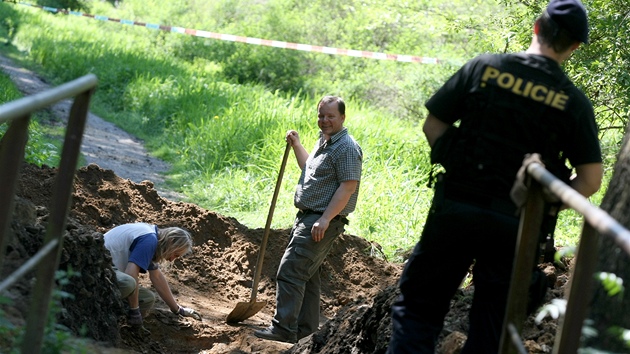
[{"xmin": 254, "ymin": 95, "xmax": 363, "ymax": 343}]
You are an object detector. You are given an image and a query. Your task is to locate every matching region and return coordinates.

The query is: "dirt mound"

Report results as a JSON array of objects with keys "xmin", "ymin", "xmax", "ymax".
[
  {"xmin": 5, "ymin": 195, "xmax": 124, "ymax": 346},
  {"xmin": 3, "ymin": 162, "xmax": 402, "ymax": 353},
  {"xmin": 2, "ymin": 163, "xmax": 566, "ymax": 353},
  {"xmin": 288, "ymin": 264, "xmax": 567, "ymax": 354}
]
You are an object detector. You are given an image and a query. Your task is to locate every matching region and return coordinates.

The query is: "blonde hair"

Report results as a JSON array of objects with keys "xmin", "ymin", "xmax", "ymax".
[{"xmin": 154, "ymin": 227, "xmax": 193, "ymax": 262}]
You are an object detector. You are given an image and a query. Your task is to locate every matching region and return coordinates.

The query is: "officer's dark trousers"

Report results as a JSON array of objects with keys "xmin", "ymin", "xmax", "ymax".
[{"xmin": 387, "ymin": 198, "xmax": 519, "ymax": 354}]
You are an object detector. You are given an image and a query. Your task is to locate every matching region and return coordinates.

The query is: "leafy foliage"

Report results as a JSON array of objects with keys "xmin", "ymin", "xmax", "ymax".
[
  {"xmin": 497, "ymin": 0, "xmax": 630, "ymax": 136},
  {"xmin": 597, "ymin": 272, "xmax": 624, "ymax": 297},
  {"xmin": 0, "ymin": 297, "xmax": 20, "ymax": 351},
  {"xmin": 0, "ymin": 0, "xmax": 627, "ymax": 259},
  {"xmin": 35, "ymin": 0, "xmax": 90, "ymax": 12},
  {"xmin": 0, "ymin": 268, "xmax": 87, "ymax": 353}
]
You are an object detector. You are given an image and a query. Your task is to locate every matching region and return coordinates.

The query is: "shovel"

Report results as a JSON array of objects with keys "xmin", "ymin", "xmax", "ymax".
[{"xmin": 226, "ymin": 141, "xmax": 291, "ymax": 323}]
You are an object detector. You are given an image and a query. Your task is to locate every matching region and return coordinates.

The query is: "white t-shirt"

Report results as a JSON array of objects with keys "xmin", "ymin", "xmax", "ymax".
[{"xmin": 104, "ymin": 223, "xmax": 158, "ymax": 272}]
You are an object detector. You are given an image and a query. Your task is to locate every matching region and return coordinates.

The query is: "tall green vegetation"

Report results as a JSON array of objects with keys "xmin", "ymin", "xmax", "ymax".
[
  {"xmin": 0, "ymin": 72, "xmax": 60, "ymax": 167},
  {"xmin": 0, "ymin": 269, "xmax": 89, "ymax": 353},
  {"xmin": 494, "ymin": 0, "xmax": 630, "ymax": 247},
  {"xmin": 0, "ymin": 0, "xmax": 627, "ymax": 259}
]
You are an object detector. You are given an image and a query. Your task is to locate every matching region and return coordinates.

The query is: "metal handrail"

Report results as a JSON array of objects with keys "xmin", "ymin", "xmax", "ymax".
[
  {"xmin": 0, "ymin": 74, "xmax": 97, "ymax": 123},
  {"xmin": 528, "ymin": 163, "xmax": 630, "ymax": 252},
  {"xmin": 499, "ymin": 161, "xmax": 630, "ymax": 354},
  {"xmin": 0, "ymin": 73, "xmax": 97, "ymax": 354}
]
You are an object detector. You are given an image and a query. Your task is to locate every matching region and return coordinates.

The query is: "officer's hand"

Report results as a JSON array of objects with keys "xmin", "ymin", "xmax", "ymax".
[
  {"xmin": 510, "ymin": 153, "xmax": 542, "ymax": 210},
  {"xmin": 178, "ymin": 306, "xmax": 202, "ymax": 320},
  {"xmin": 127, "ymin": 308, "xmax": 143, "ymax": 327}
]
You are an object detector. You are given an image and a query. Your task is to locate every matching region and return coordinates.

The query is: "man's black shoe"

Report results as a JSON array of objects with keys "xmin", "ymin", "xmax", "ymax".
[{"xmin": 254, "ymin": 326, "xmax": 297, "ymax": 344}]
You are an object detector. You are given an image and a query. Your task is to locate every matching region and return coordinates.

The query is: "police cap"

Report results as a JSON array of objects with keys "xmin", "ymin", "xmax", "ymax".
[{"xmin": 546, "ymin": 0, "xmax": 589, "ymax": 43}]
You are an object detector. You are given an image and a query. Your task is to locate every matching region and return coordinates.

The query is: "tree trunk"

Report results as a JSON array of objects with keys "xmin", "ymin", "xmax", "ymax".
[{"xmin": 584, "ymin": 126, "xmax": 630, "ymax": 351}]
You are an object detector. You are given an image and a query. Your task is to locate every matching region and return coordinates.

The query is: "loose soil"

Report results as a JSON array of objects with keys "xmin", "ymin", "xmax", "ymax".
[
  {"xmin": 1, "ymin": 54, "xmax": 567, "ymax": 353},
  {"xmin": 6, "ymin": 163, "xmax": 401, "ymax": 353}
]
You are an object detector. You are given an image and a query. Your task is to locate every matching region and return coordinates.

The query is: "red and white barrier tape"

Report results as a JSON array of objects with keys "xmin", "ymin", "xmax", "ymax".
[{"xmin": 9, "ymin": 1, "xmax": 446, "ymax": 64}]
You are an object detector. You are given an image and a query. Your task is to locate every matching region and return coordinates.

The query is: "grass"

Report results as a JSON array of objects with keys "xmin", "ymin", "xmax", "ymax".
[
  {"xmin": 0, "ymin": 0, "xmax": 622, "ymax": 262},
  {"xmin": 0, "ymin": 4, "xmax": 434, "ymax": 259},
  {"xmin": 0, "ymin": 69, "xmax": 63, "ymax": 167}
]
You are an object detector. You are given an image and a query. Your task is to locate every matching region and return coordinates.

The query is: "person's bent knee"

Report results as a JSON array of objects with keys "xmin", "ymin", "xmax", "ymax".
[
  {"xmin": 114, "ymin": 269, "xmax": 136, "ymax": 299},
  {"xmin": 138, "ymin": 287, "xmax": 156, "ymax": 316}
]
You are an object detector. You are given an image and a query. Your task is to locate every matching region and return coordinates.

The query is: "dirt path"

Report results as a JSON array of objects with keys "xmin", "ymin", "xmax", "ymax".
[{"xmin": 0, "ymin": 54, "xmax": 183, "ymax": 201}]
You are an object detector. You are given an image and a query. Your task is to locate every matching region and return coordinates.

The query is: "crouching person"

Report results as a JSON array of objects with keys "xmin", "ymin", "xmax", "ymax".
[{"xmin": 104, "ymin": 223, "xmax": 201, "ymax": 330}]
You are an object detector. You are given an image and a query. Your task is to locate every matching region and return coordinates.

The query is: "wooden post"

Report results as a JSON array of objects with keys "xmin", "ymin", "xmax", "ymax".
[
  {"xmin": 499, "ymin": 178, "xmax": 545, "ymax": 354},
  {"xmin": 0, "ymin": 115, "xmax": 30, "ymax": 271},
  {"xmin": 553, "ymin": 223, "xmax": 600, "ymax": 353},
  {"xmin": 22, "ymin": 88, "xmax": 94, "ymax": 354}
]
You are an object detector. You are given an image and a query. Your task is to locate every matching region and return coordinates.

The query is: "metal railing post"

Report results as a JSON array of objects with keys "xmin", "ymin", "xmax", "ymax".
[
  {"xmin": 21, "ymin": 88, "xmax": 94, "ymax": 354},
  {"xmin": 0, "ymin": 115, "xmax": 31, "ymax": 270},
  {"xmin": 499, "ymin": 178, "xmax": 546, "ymax": 354}
]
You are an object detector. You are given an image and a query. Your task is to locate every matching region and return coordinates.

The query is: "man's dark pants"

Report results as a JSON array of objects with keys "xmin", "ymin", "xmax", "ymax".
[
  {"xmin": 272, "ymin": 212, "xmax": 346, "ymax": 339},
  {"xmin": 388, "ymin": 197, "xmax": 519, "ymax": 353}
]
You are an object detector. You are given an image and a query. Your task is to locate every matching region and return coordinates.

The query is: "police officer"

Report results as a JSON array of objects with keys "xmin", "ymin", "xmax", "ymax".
[{"xmin": 387, "ymin": 0, "xmax": 603, "ymax": 353}]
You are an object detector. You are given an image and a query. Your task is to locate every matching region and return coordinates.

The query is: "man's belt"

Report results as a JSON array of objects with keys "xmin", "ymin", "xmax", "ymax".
[
  {"xmin": 298, "ymin": 209, "xmax": 349, "ymax": 225},
  {"xmin": 443, "ymin": 182, "xmax": 517, "ymax": 216}
]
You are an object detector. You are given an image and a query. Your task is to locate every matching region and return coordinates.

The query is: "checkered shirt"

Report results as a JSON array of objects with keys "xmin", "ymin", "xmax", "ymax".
[{"xmin": 294, "ymin": 127, "xmax": 363, "ymax": 216}]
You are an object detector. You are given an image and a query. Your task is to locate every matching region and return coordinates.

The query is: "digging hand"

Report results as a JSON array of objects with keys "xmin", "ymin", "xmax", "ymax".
[
  {"xmin": 178, "ymin": 306, "xmax": 202, "ymax": 320},
  {"xmin": 127, "ymin": 308, "xmax": 143, "ymax": 327},
  {"xmin": 127, "ymin": 308, "xmax": 151, "ymax": 335}
]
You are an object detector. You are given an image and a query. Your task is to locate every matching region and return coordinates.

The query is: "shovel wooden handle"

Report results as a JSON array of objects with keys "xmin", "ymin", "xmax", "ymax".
[{"xmin": 249, "ymin": 141, "xmax": 291, "ymax": 302}]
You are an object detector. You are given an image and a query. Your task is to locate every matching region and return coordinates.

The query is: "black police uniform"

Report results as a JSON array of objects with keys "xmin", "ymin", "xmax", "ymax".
[{"xmin": 387, "ymin": 53, "xmax": 601, "ymax": 353}]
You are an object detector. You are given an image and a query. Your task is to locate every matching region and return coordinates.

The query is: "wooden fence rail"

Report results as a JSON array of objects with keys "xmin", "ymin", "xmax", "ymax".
[{"xmin": 0, "ymin": 74, "xmax": 97, "ymax": 354}]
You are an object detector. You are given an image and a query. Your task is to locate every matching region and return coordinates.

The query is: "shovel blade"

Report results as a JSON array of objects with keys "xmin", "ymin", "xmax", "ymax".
[{"xmin": 226, "ymin": 300, "xmax": 267, "ymax": 323}]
